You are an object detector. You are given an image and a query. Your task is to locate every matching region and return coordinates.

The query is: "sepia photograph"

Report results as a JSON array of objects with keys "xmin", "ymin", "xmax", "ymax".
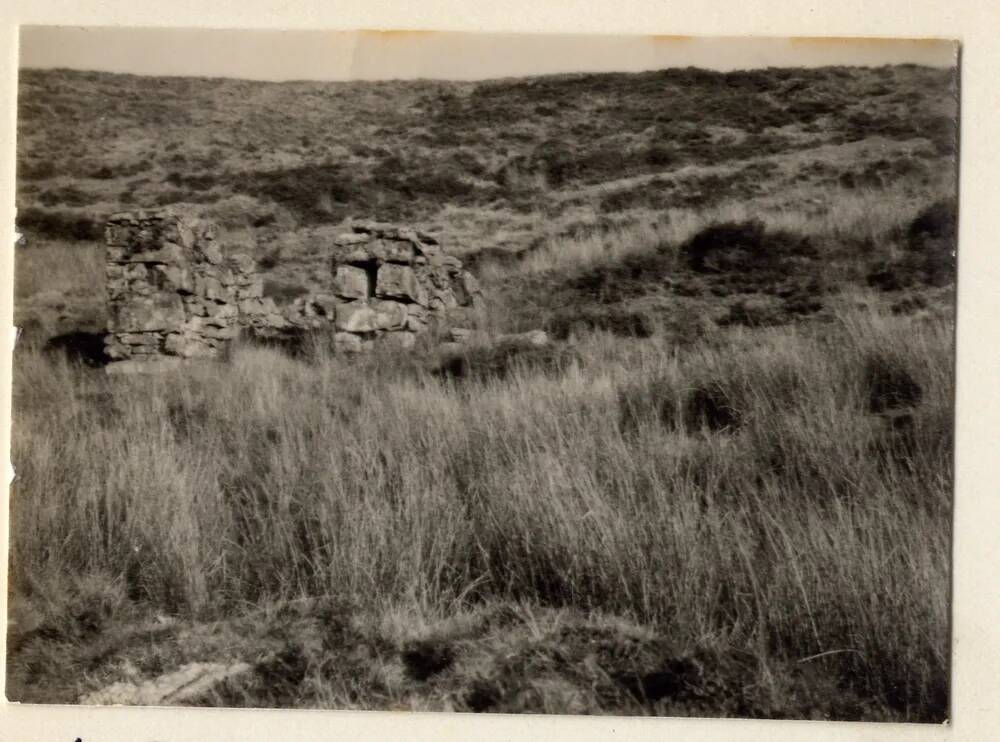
[{"xmin": 6, "ymin": 27, "xmax": 958, "ymax": 723}]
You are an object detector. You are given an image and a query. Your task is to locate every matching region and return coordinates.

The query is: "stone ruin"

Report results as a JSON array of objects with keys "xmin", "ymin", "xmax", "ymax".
[
  {"xmin": 103, "ymin": 209, "xmax": 482, "ymax": 371},
  {"xmin": 273, "ymin": 221, "xmax": 483, "ymax": 353}
]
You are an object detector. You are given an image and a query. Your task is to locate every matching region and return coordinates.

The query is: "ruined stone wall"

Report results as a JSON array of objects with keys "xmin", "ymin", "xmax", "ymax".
[
  {"xmin": 104, "ymin": 210, "xmax": 261, "ymax": 368},
  {"xmin": 276, "ymin": 221, "xmax": 482, "ymax": 353},
  {"xmin": 103, "ymin": 211, "xmax": 481, "ymax": 368}
]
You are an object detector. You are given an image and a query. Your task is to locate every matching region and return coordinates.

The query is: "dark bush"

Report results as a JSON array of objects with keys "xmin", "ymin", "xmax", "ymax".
[
  {"xmin": 645, "ymin": 146, "xmax": 676, "ymax": 167},
  {"xmin": 717, "ymin": 298, "xmax": 786, "ymax": 328},
  {"xmin": 680, "ymin": 220, "xmax": 815, "ymax": 274},
  {"xmin": 435, "ymin": 343, "xmax": 579, "ymax": 382},
  {"xmin": 402, "ymin": 639, "xmax": 455, "ymax": 681},
  {"xmin": 907, "ymin": 199, "xmax": 957, "ymax": 252},
  {"xmin": 683, "ymin": 384, "xmax": 743, "ymax": 432},
  {"xmin": 43, "ymin": 332, "xmax": 110, "ymax": 367},
  {"xmin": 244, "ymin": 162, "xmax": 363, "ymax": 223},
  {"xmin": 17, "ymin": 159, "xmax": 57, "ymax": 181},
  {"xmin": 564, "ymin": 249, "xmax": 675, "ymax": 303},
  {"xmin": 867, "ymin": 199, "xmax": 958, "ymax": 291},
  {"xmin": 864, "ymin": 355, "xmax": 923, "ymax": 413},
  {"xmin": 38, "ymin": 186, "xmax": 94, "ymax": 208},
  {"xmin": 619, "ymin": 377, "xmax": 742, "ymax": 435},
  {"xmin": 89, "ymin": 165, "xmax": 115, "ymax": 180},
  {"xmin": 546, "ymin": 307, "xmax": 657, "ymax": 340},
  {"xmin": 16, "ymin": 208, "xmax": 103, "ymax": 241},
  {"xmin": 164, "ymin": 171, "xmax": 217, "ymax": 191}
]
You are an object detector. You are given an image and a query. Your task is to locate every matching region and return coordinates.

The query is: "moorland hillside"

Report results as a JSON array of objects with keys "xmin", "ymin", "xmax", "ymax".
[{"xmin": 8, "ymin": 64, "xmax": 958, "ymax": 721}]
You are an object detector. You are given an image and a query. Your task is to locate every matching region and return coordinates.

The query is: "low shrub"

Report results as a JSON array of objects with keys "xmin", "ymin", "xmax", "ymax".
[
  {"xmin": 864, "ymin": 353, "xmax": 923, "ymax": 413},
  {"xmin": 680, "ymin": 220, "xmax": 815, "ymax": 275},
  {"xmin": 546, "ymin": 307, "xmax": 657, "ymax": 340},
  {"xmin": 436, "ymin": 342, "xmax": 579, "ymax": 382},
  {"xmin": 16, "ymin": 208, "xmax": 103, "ymax": 241}
]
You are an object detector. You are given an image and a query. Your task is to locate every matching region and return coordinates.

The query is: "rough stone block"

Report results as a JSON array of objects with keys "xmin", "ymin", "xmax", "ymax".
[
  {"xmin": 194, "ymin": 275, "xmax": 227, "ymax": 302},
  {"xmin": 109, "ymin": 294, "xmax": 186, "ymax": 332},
  {"xmin": 235, "ymin": 279, "xmax": 264, "ymax": 300},
  {"xmin": 428, "ymin": 289, "xmax": 459, "ymax": 312},
  {"xmin": 371, "ymin": 299, "xmax": 408, "ymax": 330},
  {"xmin": 334, "ymin": 332, "xmax": 363, "ymax": 353},
  {"xmin": 376, "ymin": 264, "xmax": 427, "ymax": 305},
  {"xmin": 333, "ymin": 265, "xmax": 371, "ymax": 299},
  {"xmin": 164, "ymin": 333, "xmax": 219, "ymax": 358},
  {"xmin": 202, "ymin": 302, "xmax": 238, "ymax": 322},
  {"xmin": 153, "ymin": 265, "xmax": 193, "ymax": 294},
  {"xmin": 120, "ymin": 242, "xmax": 186, "ymax": 265},
  {"xmin": 310, "ymin": 293, "xmax": 341, "ymax": 318},
  {"xmin": 334, "ymin": 232, "xmax": 372, "ymax": 246},
  {"xmin": 370, "ymin": 239, "xmax": 415, "ymax": 264},
  {"xmin": 335, "ymin": 301, "xmax": 379, "ymax": 333},
  {"xmin": 199, "ymin": 243, "xmax": 225, "ymax": 265}
]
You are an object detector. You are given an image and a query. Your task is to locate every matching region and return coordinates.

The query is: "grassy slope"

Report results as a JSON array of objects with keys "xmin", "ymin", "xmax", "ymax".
[{"xmin": 9, "ymin": 64, "xmax": 957, "ymax": 721}]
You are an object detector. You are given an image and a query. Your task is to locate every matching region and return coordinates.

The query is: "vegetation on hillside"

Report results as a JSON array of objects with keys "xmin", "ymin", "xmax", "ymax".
[{"xmin": 9, "ymin": 63, "xmax": 957, "ymax": 721}]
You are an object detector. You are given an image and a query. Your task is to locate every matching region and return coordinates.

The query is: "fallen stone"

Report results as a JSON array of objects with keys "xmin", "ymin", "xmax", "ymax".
[
  {"xmin": 498, "ymin": 329, "xmax": 549, "ymax": 348},
  {"xmin": 78, "ymin": 661, "xmax": 252, "ymax": 706}
]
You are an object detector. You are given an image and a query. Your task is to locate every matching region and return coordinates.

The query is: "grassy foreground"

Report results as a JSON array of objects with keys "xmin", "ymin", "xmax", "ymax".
[{"xmin": 8, "ymin": 299, "xmax": 952, "ymax": 719}]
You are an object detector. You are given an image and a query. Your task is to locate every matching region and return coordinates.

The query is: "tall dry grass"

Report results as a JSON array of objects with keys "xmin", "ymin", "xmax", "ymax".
[
  {"xmin": 499, "ymin": 181, "xmax": 951, "ymax": 281},
  {"xmin": 9, "ymin": 300, "xmax": 952, "ymax": 717}
]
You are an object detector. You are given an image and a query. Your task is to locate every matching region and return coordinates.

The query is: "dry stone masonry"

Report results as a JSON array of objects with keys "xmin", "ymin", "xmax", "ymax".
[
  {"xmin": 279, "ymin": 221, "xmax": 483, "ymax": 353},
  {"xmin": 104, "ymin": 210, "xmax": 265, "ymax": 371},
  {"xmin": 103, "ymin": 210, "xmax": 482, "ymax": 370}
]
